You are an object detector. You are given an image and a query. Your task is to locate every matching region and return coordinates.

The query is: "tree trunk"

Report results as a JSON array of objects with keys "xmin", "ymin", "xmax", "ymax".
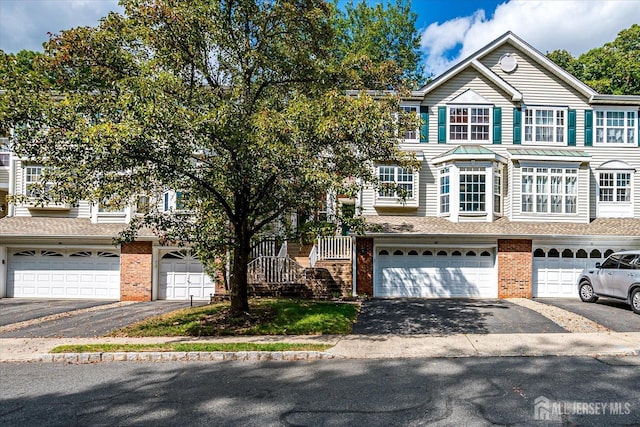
[{"xmin": 229, "ymin": 230, "xmax": 251, "ymax": 315}]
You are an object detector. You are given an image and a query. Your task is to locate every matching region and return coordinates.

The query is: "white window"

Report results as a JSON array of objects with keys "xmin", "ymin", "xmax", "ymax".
[
  {"xmin": 439, "ymin": 167, "xmax": 450, "ymax": 214},
  {"xmin": 599, "ymin": 172, "xmax": 631, "ymax": 202},
  {"xmin": 378, "ymin": 166, "xmax": 414, "ymax": 199},
  {"xmin": 521, "ymin": 167, "xmax": 577, "ymax": 214},
  {"xmin": 459, "ymin": 167, "xmax": 485, "ymax": 212},
  {"xmin": 494, "ymin": 166, "xmax": 503, "ymax": 215},
  {"xmin": 25, "ymin": 166, "xmax": 46, "ymax": 197},
  {"xmin": 524, "ymin": 107, "xmax": 566, "ymax": 143},
  {"xmin": 400, "ymin": 105, "xmax": 418, "ymax": 140},
  {"xmin": 449, "ymin": 107, "xmax": 490, "ymax": 141},
  {"xmin": 595, "ymin": 110, "xmax": 636, "ymax": 144}
]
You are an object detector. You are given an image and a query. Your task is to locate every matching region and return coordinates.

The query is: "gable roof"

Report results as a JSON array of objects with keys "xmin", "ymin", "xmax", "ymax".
[{"xmin": 418, "ymin": 31, "xmax": 597, "ymax": 100}]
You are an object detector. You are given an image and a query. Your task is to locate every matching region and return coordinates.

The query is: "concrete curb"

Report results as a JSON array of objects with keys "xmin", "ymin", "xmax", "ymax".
[{"xmin": 23, "ymin": 350, "xmax": 341, "ymax": 364}]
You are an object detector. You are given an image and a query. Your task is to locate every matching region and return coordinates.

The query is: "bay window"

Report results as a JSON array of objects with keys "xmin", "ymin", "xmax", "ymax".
[
  {"xmin": 440, "ymin": 167, "xmax": 450, "ymax": 214},
  {"xmin": 459, "ymin": 167, "xmax": 485, "ymax": 212},
  {"xmin": 524, "ymin": 107, "xmax": 565, "ymax": 143},
  {"xmin": 521, "ymin": 167, "xmax": 577, "ymax": 214},
  {"xmin": 595, "ymin": 110, "xmax": 636, "ymax": 144}
]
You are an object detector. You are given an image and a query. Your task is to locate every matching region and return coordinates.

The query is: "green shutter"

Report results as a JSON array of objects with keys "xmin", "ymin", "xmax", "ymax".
[
  {"xmin": 493, "ymin": 107, "xmax": 502, "ymax": 144},
  {"xmin": 437, "ymin": 106, "xmax": 446, "ymax": 143},
  {"xmin": 513, "ymin": 107, "xmax": 521, "ymax": 144},
  {"xmin": 568, "ymin": 109, "xmax": 576, "ymax": 146},
  {"xmin": 584, "ymin": 110, "xmax": 593, "ymax": 147},
  {"xmin": 419, "ymin": 106, "xmax": 428, "ymax": 143}
]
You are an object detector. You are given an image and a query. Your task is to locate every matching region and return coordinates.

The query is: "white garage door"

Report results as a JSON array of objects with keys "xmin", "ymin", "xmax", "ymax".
[
  {"xmin": 533, "ymin": 247, "xmax": 609, "ymax": 298},
  {"xmin": 374, "ymin": 247, "xmax": 496, "ymax": 298},
  {"xmin": 159, "ymin": 250, "xmax": 215, "ymax": 300},
  {"xmin": 8, "ymin": 249, "xmax": 120, "ymax": 299}
]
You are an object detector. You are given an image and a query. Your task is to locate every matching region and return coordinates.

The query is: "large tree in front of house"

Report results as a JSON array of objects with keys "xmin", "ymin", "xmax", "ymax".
[{"xmin": 0, "ymin": 0, "xmax": 415, "ymax": 314}]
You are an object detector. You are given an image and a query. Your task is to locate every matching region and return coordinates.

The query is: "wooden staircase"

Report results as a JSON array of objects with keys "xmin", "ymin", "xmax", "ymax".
[{"xmin": 286, "ymin": 241, "xmax": 313, "ymax": 268}]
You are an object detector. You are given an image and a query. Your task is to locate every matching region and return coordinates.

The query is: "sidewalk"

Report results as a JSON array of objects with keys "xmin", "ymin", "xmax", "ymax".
[{"xmin": 1, "ymin": 332, "xmax": 639, "ymax": 363}]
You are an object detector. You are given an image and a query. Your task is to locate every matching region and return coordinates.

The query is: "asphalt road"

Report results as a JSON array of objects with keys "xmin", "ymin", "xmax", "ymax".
[
  {"xmin": 352, "ymin": 298, "xmax": 567, "ymax": 334},
  {"xmin": 1, "ymin": 356, "xmax": 638, "ymax": 426},
  {"xmin": 536, "ymin": 298, "xmax": 640, "ymax": 332}
]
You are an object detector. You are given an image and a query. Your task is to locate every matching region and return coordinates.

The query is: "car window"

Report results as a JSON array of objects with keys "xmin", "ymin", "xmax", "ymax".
[
  {"xmin": 619, "ymin": 254, "xmax": 636, "ymax": 270},
  {"xmin": 601, "ymin": 254, "xmax": 620, "ymax": 269}
]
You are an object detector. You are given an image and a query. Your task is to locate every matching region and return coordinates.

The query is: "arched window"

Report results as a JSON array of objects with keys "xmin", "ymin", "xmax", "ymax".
[
  {"xmin": 576, "ymin": 249, "xmax": 588, "ymax": 259},
  {"xmin": 393, "ymin": 250, "xmax": 404, "ymax": 256},
  {"xmin": 466, "ymin": 251, "xmax": 476, "ymax": 256},
  {"xmin": 562, "ymin": 249, "xmax": 574, "ymax": 258},
  {"xmin": 408, "ymin": 250, "xmax": 418, "ymax": 255},
  {"xmin": 590, "ymin": 249, "xmax": 601, "ymax": 258},
  {"xmin": 41, "ymin": 250, "xmax": 63, "ymax": 257},
  {"xmin": 70, "ymin": 251, "xmax": 92, "ymax": 257},
  {"xmin": 548, "ymin": 249, "xmax": 560, "ymax": 258},
  {"xmin": 378, "ymin": 250, "xmax": 389, "ymax": 256},
  {"xmin": 604, "ymin": 249, "xmax": 614, "ymax": 258},
  {"xmin": 422, "ymin": 250, "xmax": 433, "ymax": 256},
  {"xmin": 437, "ymin": 250, "xmax": 447, "ymax": 256},
  {"xmin": 452, "ymin": 250, "xmax": 462, "ymax": 256},
  {"xmin": 480, "ymin": 251, "xmax": 491, "ymax": 256},
  {"xmin": 533, "ymin": 248, "xmax": 545, "ymax": 257}
]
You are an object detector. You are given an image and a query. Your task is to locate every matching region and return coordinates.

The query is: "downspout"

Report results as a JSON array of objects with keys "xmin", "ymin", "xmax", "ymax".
[{"xmin": 352, "ymin": 235, "xmax": 357, "ymax": 297}]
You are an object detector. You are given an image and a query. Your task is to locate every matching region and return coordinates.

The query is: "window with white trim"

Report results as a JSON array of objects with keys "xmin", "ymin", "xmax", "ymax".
[
  {"xmin": 599, "ymin": 172, "xmax": 631, "ymax": 202},
  {"xmin": 595, "ymin": 110, "xmax": 636, "ymax": 144},
  {"xmin": 378, "ymin": 166, "xmax": 414, "ymax": 199},
  {"xmin": 524, "ymin": 107, "xmax": 565, "ymax": 143},
  {"xmin": 459, "ymin": 167, "xmax": 485, "ymax": 212},
  {"xmin": 439, "ymin": 167, "xmax": 450, "ymax": 214},
  {"xmin": 494, "ymin": 166, "xmax": 503, "ymax": 215},
  {"xmin": 449, "ymin": 107, "xmax": 490, "ymax": 141},
  {"xmin": 25, "ymin": 166, "xmax": 49, "ymax": 197},
  {"xmin": 521, "ymin": 167, "xmax": 577, "ymax": 214},
  {"xmin": 400, "ymin": 105, "xmax": 418, "ymax": 140}
]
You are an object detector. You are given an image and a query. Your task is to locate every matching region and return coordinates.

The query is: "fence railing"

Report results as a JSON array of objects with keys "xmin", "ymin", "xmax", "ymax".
[
  {"xmin": 309, "ymin": 244, "xmax": 319, "ymax": 268},
  {"xmin": 276, "ymin": 240, "xmax": 288, "ymax": 258},
  {"xmin": 316, "ymin": 236, "xmax": 352, "ymax": 261},
  {"xmin": 247, "ymin": 255, "xmax": 306, "ymax": 284},
  {"xmin": 251, "ymin": 239, "xmax": 277, "ymax": 259}
]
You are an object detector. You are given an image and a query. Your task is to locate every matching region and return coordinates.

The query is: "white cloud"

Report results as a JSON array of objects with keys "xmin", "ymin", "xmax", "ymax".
[
  {"xmin": 420, "ymin": 0, "xmax": 640, "ymax": 77},
  {"xmin": 0, "ymin": 0, "xmax": 122, "ymax": 53}
]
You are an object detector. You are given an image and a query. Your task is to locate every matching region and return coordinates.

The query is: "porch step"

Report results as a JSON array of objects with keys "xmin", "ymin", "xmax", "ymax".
[{"xmin": 287, "ymin": 242, "xmax": 313, "ymax": 258}]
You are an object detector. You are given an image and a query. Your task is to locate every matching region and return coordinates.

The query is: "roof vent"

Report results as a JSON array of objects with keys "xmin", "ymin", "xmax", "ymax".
[{"xmin": 499, "ymin": 53, "xmax": 518, "ymax": 73}]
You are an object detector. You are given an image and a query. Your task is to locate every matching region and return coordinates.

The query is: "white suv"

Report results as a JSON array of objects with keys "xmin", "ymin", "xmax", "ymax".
[{"xmin": 577, "ymin": 250, "xmax": 640, "ymax": 314}]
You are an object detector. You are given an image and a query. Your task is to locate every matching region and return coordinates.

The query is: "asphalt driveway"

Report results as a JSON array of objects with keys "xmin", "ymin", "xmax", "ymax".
[
  {"xmin": 352, "ymin": 298, "xmax": 567, "ymax": 335},
  {"xmin": 0, "ymin": 299, "xmax": 115, "ymax": 326},
  {"xmin": 0, "ymin": 300, "xmax": 205, "ymax": 338},
  {"xmin": 535, "ymin": 298, "xmax": 640, "ymax": 332}
]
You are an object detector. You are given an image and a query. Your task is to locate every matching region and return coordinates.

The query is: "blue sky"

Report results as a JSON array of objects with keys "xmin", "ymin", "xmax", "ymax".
[{"xmin": 1, "ymin": 0, "xmax": 639, "ymax": 77}]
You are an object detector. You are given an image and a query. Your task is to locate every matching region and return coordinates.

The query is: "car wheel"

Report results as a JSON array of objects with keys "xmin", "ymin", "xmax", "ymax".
[
  {"xmin": 579, "ymin": 282, "xmax": 598, "ymax": 303},
  {"xmin": 631, "ymin": 289, "xmax": 640, "ymax": 315}
]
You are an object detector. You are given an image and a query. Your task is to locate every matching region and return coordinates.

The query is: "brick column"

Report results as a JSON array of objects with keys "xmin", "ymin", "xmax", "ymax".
[
  {"xmin": 120, "ymin": 241, "xmax": 153, "ymax": 301},
  {"xmin": 497, "ymin": 239, "xmax": 532, "ymax": 299},
  {"xmin": 355, "ymin": 237, "xmax": 373, "ymax": 297}
]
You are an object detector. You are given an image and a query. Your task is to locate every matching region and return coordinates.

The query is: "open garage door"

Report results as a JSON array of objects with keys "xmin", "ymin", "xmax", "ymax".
[
  {"xmin": 374, "ymin": 247, "xmax": 496, "ymax": 298},
  {"xmin": 7, "ymin": 249, "xmax": 120, "ymax": 299}
]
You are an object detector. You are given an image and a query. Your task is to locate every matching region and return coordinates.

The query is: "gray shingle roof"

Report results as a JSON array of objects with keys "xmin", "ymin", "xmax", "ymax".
[
  {"xmin": 364, "ymin": 216, "xmax": 640, "ymax": 237},
  {"xmin": 0, "ymin": 217, "xmax": 156, "ymax": 239}
]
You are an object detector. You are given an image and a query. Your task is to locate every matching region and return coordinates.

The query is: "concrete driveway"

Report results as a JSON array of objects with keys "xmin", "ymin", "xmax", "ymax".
[
  {"xmin": 352, "ymin": 298, "xmax": 567, "ymax": 335},
  {"xmin": 535, "ymin": 298, "xmax": 640, "ymax": 332},
  {"xmin": 0, "ymin": 299, "xmax": 205, "ymax": 338}
]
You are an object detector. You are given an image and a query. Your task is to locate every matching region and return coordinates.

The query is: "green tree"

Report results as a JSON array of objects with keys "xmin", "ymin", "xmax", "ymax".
[
  {"xmin": 332, "ymin": 0, "xmax": 424, "ymax": 89},
  {"xmin": 547, "ymin": 24, "xmax": 640, "ymax": 95},
  {"xmin": 0, "ymin": 0, "xmax": 414, "ymax": 314}
]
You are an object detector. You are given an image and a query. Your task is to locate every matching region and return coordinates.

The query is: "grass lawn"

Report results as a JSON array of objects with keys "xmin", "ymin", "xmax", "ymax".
[
  {"xmin": 108, "ymin": 298, "xmax": 359, "ymax": 337},
  {"xmin": 50, "ymin": 342, "xmax": 333, "ymax": 353}
]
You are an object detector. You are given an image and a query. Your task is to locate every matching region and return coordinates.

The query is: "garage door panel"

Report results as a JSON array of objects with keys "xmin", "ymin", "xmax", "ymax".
[
  {"xmin": 375, "ymin": 249, "xmax": 496, "ymax": 298},
  {"xmin": 8, "ymin": 249, "xmax": 120, "ymax": 299},
  {"xmin": 159, "ymin": 252, "xmax": 216, "ymax": 300}
]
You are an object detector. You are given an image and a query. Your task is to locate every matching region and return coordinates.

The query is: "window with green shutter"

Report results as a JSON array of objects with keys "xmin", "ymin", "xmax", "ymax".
[{"xmin": 420, "ymin": 106, "xmax": 429, "ymax": 143}]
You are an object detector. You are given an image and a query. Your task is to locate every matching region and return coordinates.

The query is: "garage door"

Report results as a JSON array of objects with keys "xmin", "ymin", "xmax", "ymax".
[
  {"xmin": 532, "ymin": 247, "xmax": 610, "ymax": 297},
  {"xmin": 7, "ymin": 249, "xmax": 120, "ymax": 299},
  {"xmin": 374, "ymin": 247, "xmax": 496, "ymax": 298},
  {"xmin": 159, "ymin": 250, "xmax": 215, "ymax": 300}
]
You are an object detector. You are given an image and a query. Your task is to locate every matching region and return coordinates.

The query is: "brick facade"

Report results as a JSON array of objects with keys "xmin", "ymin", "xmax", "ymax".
[
  {"xmin": 497, "ymin": 239, "xmax": 533, "ymax": 298},
  {"xmin": 120, "ymin": 241, "xmax": 153, "ymax": 301},
  {"xmin": 355, "ymin": 237, "xmax": 373, "ymax": 296}
]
